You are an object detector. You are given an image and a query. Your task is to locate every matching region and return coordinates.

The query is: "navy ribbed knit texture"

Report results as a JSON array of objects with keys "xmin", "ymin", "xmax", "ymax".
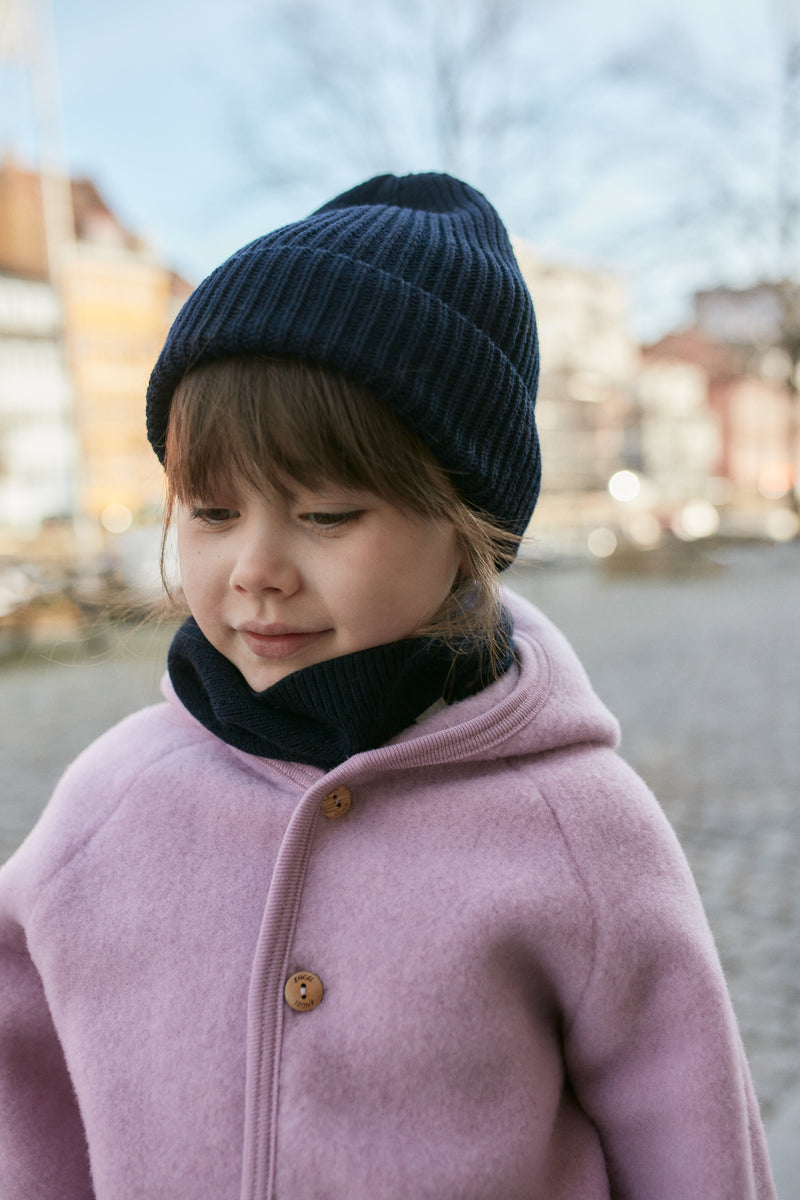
[
  {"xmin": 146, "ymin": 172, "xmax": 540, "ymax": 538},
  {"xmin": 168, "ymin": 616, "xmax": 514, "ymax": 770}
]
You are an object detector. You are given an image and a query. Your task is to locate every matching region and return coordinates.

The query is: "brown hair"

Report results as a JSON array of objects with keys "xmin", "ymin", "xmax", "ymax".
[{"xmin": 163, "ymin": 356, "xmax": 519, "ymax": 676}]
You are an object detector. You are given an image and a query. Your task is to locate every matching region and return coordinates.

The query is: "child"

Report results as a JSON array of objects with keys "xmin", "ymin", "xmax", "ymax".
[{"xmin": 0, "ymin": 173, "xmax": 775, "ymax": 1199}]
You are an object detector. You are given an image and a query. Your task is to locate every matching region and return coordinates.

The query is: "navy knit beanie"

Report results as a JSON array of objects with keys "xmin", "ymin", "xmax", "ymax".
[{"xmin": 146, "ymin": 172, "xmax": 540, "ymax": 539}]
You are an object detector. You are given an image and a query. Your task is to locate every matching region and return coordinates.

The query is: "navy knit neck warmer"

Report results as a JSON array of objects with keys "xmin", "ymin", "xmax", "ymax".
[{"xmin": 167, "ymin": 616, "xmax": 514, "ymax": 770}]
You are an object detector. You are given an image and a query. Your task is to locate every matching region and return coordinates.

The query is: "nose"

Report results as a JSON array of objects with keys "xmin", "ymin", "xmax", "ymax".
[{"xmin": 229, "ymin": 520, "xmax": 301, "ymax": 596}]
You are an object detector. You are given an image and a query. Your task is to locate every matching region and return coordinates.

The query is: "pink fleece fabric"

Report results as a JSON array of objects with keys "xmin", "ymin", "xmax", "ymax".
[{"xmin": 0, "ymin": 591, "xmax": 775, "ymax": 1199}]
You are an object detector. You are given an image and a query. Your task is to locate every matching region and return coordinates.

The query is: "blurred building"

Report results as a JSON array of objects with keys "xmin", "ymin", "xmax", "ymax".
[
  {"xmin": 513, "ymin": 239, "xmax": 640, "ymax": 547},
  {"xmin": 644, "ymin": 287, "xmax": 799, "ymax": 538},
  {"xmin": 0, "ymin": 156, "xmax": 190, "ymax": 556},
  {"xmin": 0, "ymin": 270, "xmax": 74, "ymax": 530},
  {"xmin": 695, "ymin": 284, "xmax": 798, "ymax": 511},
  {"xmin": 59, "ymin": 178, "xmax": 191, "ymax": 526},
  {"xmin": 514, "ymin": 248, "xmax": 799, "ymax": 554},
  {"xmin": 694, "ymin": 283, "xmax": 796, "ymax": 348},
  {"xmin": 638, "ymin": 331, "xmax": 724, "ymax": 507}
]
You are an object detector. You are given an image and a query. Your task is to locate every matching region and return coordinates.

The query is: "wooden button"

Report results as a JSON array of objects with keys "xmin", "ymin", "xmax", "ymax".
[
  {"xmin": 284, "ymin": 971, "xmax": 324, "ymax": 1012},
  {"xmin": 321, "ymin": 785, "xmax": 351, "ymax": 820}
]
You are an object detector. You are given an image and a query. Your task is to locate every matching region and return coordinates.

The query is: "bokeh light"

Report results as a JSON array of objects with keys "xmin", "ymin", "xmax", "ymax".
[
  {"xmin": 626, "ymin": 512, "xmax": 662, "ymax": 548},
  {"xmin": 765, "ymin": 508, "xmax": 800, "ymax": 542},
  {"xmin": 608, "ymin": 470, "xmax": 641, "ymax": 503},
  {"xmin": 587, "ymin": 527, "xmax": 618, "ymax": 558},
  {"xmin": 757, "ymin": 463, "xmax": 795, "ymax": 500},
  {"xmin": 673, "ymin": 499, "xmax": 720, "ymax": 540},
  {"xmin": 100, "ymin": 504, "xmax": 133, "ymax": 534}
]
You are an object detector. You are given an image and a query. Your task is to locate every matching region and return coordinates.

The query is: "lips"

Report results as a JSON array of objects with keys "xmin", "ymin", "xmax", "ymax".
[{"xmin": 237, "ymin": 623, "xmax": 328, "ymax": 661}]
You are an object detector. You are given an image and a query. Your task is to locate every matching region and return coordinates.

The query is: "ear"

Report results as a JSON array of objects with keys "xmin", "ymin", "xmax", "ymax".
[{"xmin": 454, "ymin": 536, "xmax": 471, "ymax": 579}]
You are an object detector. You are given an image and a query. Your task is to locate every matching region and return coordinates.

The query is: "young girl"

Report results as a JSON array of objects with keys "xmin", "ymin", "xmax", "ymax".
[{"xmin": 0, "ymin": 173, "xmax": 775, "ymax": 1199}]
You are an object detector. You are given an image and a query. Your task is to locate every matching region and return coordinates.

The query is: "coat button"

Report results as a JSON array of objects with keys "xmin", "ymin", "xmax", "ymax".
[
  {"xmin": 284, "ymin": 971, "xmax": 324, "ymax": 1012},
  {"xmin": 321, "ymin": 785, "xmax": 351, "ymax": 819}
]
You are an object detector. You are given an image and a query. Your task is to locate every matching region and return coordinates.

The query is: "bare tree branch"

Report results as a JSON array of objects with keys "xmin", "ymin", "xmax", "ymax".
[{"xmin": 222, "ymin": 0, "xmax": 798, "ymax": 353}]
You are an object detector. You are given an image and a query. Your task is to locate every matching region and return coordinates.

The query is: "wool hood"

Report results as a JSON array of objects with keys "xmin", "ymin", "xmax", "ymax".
[{"xmin": 0, "ymin": 590, "xmax": 775, "ymax": 1200}]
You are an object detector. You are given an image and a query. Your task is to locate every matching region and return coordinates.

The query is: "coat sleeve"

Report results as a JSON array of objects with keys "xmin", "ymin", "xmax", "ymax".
[
  {"xmin": 551, "ymin": 751, "xmax": 776, "ymax": 1200},
  {"xmin": 0, "ymin": 706, "xmax": 183, "ymax": 1200},
  {"xmin": 0, "ymin": 869, "xmax": 95, "ymax": 1199}
]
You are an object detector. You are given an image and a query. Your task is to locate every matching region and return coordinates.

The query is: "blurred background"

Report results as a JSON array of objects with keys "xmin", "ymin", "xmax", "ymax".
[
  {"xmin": 0, "ymin": 0, "xmax": 798, "ymax": 1189},
  {"xmin": 0, "ymin": 0, "xmax": 798, "ymax": 627}
]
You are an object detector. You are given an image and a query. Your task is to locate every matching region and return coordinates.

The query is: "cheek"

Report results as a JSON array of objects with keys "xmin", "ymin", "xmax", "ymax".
[
  {"xmin": 405, "ymin": 529, "xmax": 461, "ymax": 597},
  {"xmin": 363, "ymin": 532, "xmax": 459, "ymax": 620},
  {"xmin": 176, "ymin": 528, "xmax": 222, "ymax": 607},
  {"xmin": 176, "ymin": 530, "xmax": 199, "ymax": 594}
]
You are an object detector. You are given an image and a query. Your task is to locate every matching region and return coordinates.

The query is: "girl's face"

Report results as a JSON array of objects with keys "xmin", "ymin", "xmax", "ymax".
[{"xmin": 176, "ymin": 479, "xmax": 463, "ymax": 691}]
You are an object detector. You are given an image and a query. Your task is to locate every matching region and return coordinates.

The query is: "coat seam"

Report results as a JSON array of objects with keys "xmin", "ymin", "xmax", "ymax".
[
  {"xmin": 535, "ymin": 774, "xmax": 600, "ymax": 1039},
  {"xmin": 26, "ymin": 739, "xmax": 208, "ymax": 929}
]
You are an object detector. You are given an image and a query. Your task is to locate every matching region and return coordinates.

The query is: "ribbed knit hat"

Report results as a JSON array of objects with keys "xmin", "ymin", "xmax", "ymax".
[{"xmin": 146, "ymin": 172, "xmax": 540, "ymax": 538}]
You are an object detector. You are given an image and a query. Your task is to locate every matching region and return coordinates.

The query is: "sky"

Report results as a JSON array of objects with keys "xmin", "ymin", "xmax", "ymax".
[{"xmin": 1, "ymin": 0, "xmax": 795, "ymax": 339}]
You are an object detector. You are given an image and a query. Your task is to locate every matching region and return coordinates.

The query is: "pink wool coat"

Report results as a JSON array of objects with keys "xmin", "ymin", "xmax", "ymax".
[{"xmin": 0, "ymin": 592, "xmax": 775, "ymax": 1199}]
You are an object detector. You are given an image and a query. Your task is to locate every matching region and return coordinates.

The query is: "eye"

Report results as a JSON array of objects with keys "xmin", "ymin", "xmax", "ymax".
[
  {"xmin": 301, "ymin": 510, "xmax": 361, "ymax": 531},
  {"xmin": 190, "ymin": 506, "xmax": 238, "ymax": 526}
]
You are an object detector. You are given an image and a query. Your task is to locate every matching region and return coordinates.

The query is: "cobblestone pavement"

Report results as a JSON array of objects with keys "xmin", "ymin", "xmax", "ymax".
[{"xmin": 2, "ymin": 541, "xmax": 798, "ymax": 1188}]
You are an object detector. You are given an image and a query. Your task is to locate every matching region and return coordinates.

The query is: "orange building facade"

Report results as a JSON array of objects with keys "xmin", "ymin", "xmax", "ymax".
[{"xmin": 0, "ymin": 156, "xmax": 189, "ymax": 545}]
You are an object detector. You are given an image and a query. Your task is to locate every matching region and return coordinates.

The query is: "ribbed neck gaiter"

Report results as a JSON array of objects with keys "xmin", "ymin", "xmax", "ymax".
[{"xmin": 167, "ymin": 615, "xmax": 513, "ymax": 770}]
